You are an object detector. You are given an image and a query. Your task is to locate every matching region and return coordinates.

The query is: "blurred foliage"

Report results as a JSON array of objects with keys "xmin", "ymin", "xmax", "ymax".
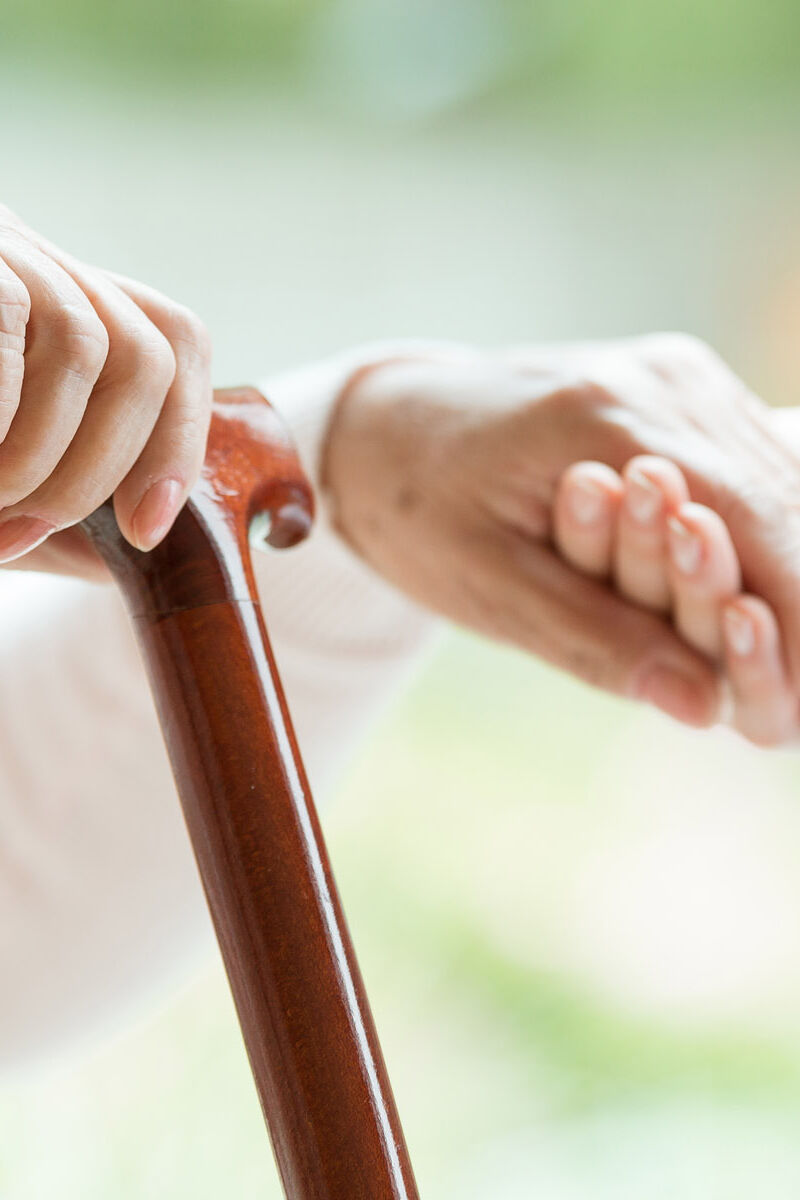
[
  {"xmin": 2, "ymin": 0, "xmax": 320, "ymax": 76},
  {"xmin": 2, "ymin": 0, "xmax": 800, "ymax": 111}
]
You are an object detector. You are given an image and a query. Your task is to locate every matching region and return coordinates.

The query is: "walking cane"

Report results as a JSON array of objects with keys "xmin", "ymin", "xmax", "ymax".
[{"xmin": 81, "ymin": 387, "xmax": 419, "ymax": 1200}]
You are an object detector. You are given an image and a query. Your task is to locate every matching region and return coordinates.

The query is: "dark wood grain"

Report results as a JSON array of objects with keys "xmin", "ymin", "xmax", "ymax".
[{"xmin": 82, "ymin": 387, "xmax": 419, "ymax": 1200}]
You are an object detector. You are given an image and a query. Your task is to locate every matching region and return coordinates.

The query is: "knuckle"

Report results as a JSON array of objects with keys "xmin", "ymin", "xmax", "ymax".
[
  {"xmin": 0, "ymin": 276, "xmax": 31, "ymax": 333},
  {"xmin": 517, "ymin": 375, "xmax": 644, "ymax": 470},
  {"xmin": 163, "ymin": 304, "xmax": 211, "ymax": 362},
  {"xmin": 50, "ymin": 308, "xmax": 109, "ymax": 376},
  {"xmin": 543, "ymin": 377, "xmax": 620, "ymax": 428},
  {"xmin": 111, "ymin": 324, "xmax": 177, "ymax": 395},
  {"xmin": 567, "ymin": 377, "xmax": 615, "ymax": 409},
  {"xmin": 139, "ymin": 330, "xmax": 177, "ymax": 393}
]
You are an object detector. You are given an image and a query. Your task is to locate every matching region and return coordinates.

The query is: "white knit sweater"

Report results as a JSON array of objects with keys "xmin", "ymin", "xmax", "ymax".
[{"xmin": 0, "ymin": 349, "xmax": 436, "ymax": 1068}]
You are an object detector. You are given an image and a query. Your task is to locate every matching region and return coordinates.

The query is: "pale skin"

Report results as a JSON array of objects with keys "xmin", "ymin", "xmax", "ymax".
[
  {"xmin": 0, "ymin": 204, "xmax": 212, "ymax": 575},
  {"xmin": 552, "ymin": 455, "xmax": 797, "ymax": 746},
  {"xmin": 5, "ymin": 206, "xmax": 800, "ymax": 745},
  {"xmin": 323, "ymin": 343, "xmax": 800, "ymax": 744}
]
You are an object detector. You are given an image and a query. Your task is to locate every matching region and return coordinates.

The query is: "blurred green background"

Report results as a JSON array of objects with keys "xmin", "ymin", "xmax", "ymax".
[{"xmin": 2, "ymin": 2, "xmax": 800, "ymax": 1196}]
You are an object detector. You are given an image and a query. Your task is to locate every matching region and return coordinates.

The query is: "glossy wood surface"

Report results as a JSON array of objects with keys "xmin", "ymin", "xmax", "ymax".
[{"xmin": 82, "ymin": 388, "xmax": 419, "ymax": 1200}]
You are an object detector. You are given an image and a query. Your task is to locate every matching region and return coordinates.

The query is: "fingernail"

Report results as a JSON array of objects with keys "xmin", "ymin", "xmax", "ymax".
[
  {"xmin": 635, "ymin": 663, "xmax": 717, "ymax": 726},
  {"xmin": 131, "ymin": 479, "xmax": 183, "ymax": 551},
  {"xmin": 668, "ymin": 516, "xmax": 702, "ymax": 575},
  {"xmin": 568, "ymin": 478, "xmax": 606, "ymax": 525},
  {"xmin": 0, "ymin": 516, "xmax": 56, "ymax": 563},
  {"xmin": 626, "ymin": 468, "xmax": 661, "ymax": 524},
  {"xmin": 724, "ymin": 607, "xmax": 755, "ymax": 657}
]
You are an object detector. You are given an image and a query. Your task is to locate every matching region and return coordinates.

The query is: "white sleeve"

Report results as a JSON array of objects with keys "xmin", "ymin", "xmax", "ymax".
[{"xmin": 0, "ymin": 348, "xmax": 438, "ymax": 1068}]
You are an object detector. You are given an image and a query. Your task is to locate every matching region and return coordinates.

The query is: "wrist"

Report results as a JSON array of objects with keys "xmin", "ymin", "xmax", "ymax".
[{"xmin": 321, "ymin": 351, "xmax": 483, "ymax": 558}]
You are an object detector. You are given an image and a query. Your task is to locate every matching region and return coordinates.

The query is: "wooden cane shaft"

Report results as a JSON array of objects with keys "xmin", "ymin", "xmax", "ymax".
[
  {"xmin": 133, "ymin": 597, "xmax": 415, "ymax": 1199},
  {"xmin": 81, "ymin": 389, "xmax": 419, "ymax": 1200}
]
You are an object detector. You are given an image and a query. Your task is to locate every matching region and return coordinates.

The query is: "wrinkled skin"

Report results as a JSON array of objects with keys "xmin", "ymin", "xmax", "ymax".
[
  {"xmin": 3, "ymin": 207, "xmax": 799, "ymax": 741},
  {"xmin": 324, "ymin": 336, "xmax": 800, "ymax": 739},
  {"xmin": 0, "ymin": 204, "xmax": 212, "ymax": 576}
]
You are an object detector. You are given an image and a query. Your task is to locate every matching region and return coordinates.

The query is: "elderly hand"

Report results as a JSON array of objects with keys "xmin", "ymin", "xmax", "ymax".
[
  {"xmin": 323, "ymin": 336, "xmax": 800, "ymax": 739},
  {"xmin": 0, "ymin": 204, "xmax": 212, "ymax": 578}
]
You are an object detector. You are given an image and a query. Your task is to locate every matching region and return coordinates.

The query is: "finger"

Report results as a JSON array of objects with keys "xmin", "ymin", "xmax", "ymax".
[
  {"xmin": 667, "ymin": 501, "xmax": 741, "ymax": 659},
  {"xmin": 649, "ymin": 412, "xmax": 800, "ymax": 700},
  {"xmin": 614, "ymin": 455, "xmax": 689, "ymax": 611},
  {"xmin": 553, "ymin": 461, "xmax": 622, "ymax": 577},
  {"xmin": 1, "ymin": 526, "xmax": 111, "ymax": 582},
  {"xmin": 106, "ymin": 272, "xmax": 212, "ymax": 550},
  {"xmin": 721, "ymin": 596, "xmax": 797, "ymax": 746},
  {"xmin": 0, "ymin": 256, "xmax": 30, "ymax": 442},
  {"xmin": 0, "ymin": 241, "xmax": 108, "ymax": 559},
  {"xmin": 462, "ymin": 525, "xmax": 721, "ymax": 727},
  {"xmin": 0, "ymin": 266, "xmax": 175, "ymax": 555}
]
